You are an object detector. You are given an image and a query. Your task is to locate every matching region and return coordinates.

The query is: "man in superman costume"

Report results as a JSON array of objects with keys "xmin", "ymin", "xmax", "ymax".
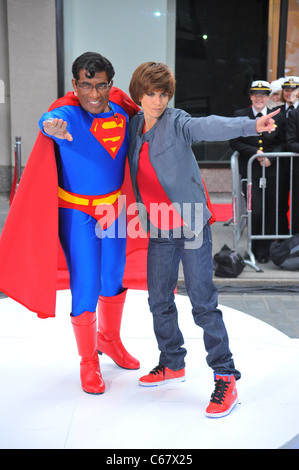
[{"xmin": 0, "ymin": 52, "xmax": 146, "ymax": 395}]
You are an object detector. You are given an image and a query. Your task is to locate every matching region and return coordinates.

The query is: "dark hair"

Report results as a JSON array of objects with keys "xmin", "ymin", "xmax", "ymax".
[
  {"xmin": 129, "ymin": 62, "xmax": 175, "ymax": 104},
  {"xmin": 72, "ymin": 52, "xmax": 115, "ymax": 82}
]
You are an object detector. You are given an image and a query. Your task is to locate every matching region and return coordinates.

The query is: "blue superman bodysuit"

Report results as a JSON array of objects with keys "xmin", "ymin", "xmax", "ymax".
[{"xmin": 39, "ymin": 101, "xmax": 129, "ymax": 316}]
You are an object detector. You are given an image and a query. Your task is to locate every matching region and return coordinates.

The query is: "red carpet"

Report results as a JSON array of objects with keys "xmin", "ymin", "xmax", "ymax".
[{"xmin": 212, "ymin": 203, "xmax": 233, "ymax": 222}]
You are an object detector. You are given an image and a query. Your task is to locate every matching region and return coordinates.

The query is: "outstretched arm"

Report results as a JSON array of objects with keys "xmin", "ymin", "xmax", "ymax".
[{"xmin": 43, "ymin": 117, "xmax": 73, "ymax": 141}]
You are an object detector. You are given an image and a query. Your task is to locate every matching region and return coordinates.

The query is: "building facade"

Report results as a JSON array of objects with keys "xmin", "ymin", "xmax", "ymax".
[{"xmin": 0, "ymin": 0, "xmax": 298, "ymax": 198}]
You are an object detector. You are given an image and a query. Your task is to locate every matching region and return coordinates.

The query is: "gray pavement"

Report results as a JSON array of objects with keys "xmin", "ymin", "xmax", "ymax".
[{"xmin": 0, "ymin": 196, "xmax": 299, "ymax": 339}]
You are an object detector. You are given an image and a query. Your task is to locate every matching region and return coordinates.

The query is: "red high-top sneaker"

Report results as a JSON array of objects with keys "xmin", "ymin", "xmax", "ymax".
[
  {"xmin": 205, "ymin": 373, "xmax": 238, "ymax": 418},
  {"xmin": 139, "ymin": 364, "xmax": 185, "ymax": 387}
]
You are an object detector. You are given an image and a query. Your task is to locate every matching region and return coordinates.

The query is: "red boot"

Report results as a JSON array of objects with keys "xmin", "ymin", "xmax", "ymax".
[
  {"xmin": 97, "ymin": 289, "xmax": 140, "ymax": 370},
  {"xmin": 71, "ymin": 311, "xmax": 105, "ymax": 394}
]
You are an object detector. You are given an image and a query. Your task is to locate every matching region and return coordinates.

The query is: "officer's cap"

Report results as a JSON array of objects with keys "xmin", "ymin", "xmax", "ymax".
[
  {"xmin": 282, "ymin": 76, "xmax": 299, "ymax": 89},
  {"xmin": 250, "ymin": 80, "xmax": 271, "ymax": 95}
]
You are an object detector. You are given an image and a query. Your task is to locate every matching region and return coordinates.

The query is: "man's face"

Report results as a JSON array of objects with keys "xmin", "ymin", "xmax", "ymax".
[
  {"xmin": 72, "ymin": 69, "xmax": 113, "ymax": 114},
  {"xmin": 250, "ymin": 92, "xmax": 269, "ymax": 112}
]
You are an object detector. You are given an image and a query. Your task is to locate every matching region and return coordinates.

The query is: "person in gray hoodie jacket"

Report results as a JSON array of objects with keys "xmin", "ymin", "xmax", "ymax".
[{"xmin": 128, "ymin": 61, "xmax": 279, "ymax": 418}]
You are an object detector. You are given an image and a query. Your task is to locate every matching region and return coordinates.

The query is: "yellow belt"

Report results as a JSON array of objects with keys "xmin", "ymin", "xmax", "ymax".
[{"xmin": 58, "ymin": 187, "xmax": 121, "ymax": 206}]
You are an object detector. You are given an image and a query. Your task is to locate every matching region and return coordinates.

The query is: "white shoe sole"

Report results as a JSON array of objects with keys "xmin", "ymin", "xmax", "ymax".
[
  {"xmin": 138, "ymin": 377, "xmax": 186, "ymax": 387},
  {"xmin": 205, "ymin": 397, "xmax": 239, "ymax": 418}
]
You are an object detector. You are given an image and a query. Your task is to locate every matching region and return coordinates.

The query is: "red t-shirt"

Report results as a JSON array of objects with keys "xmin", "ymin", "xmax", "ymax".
[{"xmin": 137, "ymin": 140, "xmax": 184, "ymax": 230}]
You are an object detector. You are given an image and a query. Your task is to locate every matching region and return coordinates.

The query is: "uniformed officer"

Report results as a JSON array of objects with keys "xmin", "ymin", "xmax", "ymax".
[
  {"xmin": 278, "ymin": 76, "xmax": 299, "ymax": 117},
  {"xmin": 272, "ymin": 77, "xmax": 299, "ymax": 234},
  {"xmin": 230, "ymin": 80, "xmax": 284, "ymax": 262}
]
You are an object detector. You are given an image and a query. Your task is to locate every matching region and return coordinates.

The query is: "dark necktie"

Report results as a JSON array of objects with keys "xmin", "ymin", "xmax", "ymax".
[
  {"xmin": 287, "ymin": 105, "xmax": 294, "ymax": 118},
  {"xmin": 256, "ymin": 112, "xmax": 263, "ymax": 118}
]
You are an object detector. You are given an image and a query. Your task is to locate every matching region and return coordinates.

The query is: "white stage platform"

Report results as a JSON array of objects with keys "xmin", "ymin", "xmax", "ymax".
[{"xmin": 0, "ymin": 289, "xmax": 299, "ymax": 450}]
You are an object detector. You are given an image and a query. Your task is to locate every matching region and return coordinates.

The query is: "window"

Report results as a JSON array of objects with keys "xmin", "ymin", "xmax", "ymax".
[
  {"xmin": 285, "ymin": 0, "xmax": 299, "ymax": 75},
  {"xmin": 175, "ymin": 0, "xmax": 269, "ymax": 164}
]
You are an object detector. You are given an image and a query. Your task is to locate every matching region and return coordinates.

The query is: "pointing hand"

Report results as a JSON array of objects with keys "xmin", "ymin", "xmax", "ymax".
[
  {"xmin": 256, "ymin": 108, "xmax": 280, "ymax": 134},
  {"xmin": 43, "ymin": 118, "xmax": 73, "ymax": 141}
]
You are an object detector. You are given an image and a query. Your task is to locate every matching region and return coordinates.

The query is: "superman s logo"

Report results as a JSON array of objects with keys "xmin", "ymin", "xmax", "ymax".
[{"xmin": 90, "ymin": 114, "xmax": 126, "ymax": 159}]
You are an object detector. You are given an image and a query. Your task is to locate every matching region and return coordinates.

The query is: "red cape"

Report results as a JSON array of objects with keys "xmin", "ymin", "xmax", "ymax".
[{"xmin": 0, "ymin": 89, "xmax": 148, "ymax": 319}]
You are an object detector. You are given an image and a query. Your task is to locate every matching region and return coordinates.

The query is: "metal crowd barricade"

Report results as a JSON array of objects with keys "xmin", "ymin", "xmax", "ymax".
[
  {"xmin": 230, "ymin": 151, "xmax": 247, "ymax": 252},
  {"xmin": 246, "ymin": 152, "xmax": 299, "ymax": 271}
]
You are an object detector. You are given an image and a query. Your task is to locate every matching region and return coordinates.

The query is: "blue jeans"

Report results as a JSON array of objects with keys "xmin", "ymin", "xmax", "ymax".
[{"xmin": 147, "ymin": 223, "xmax": 241, "ymax": 379}]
